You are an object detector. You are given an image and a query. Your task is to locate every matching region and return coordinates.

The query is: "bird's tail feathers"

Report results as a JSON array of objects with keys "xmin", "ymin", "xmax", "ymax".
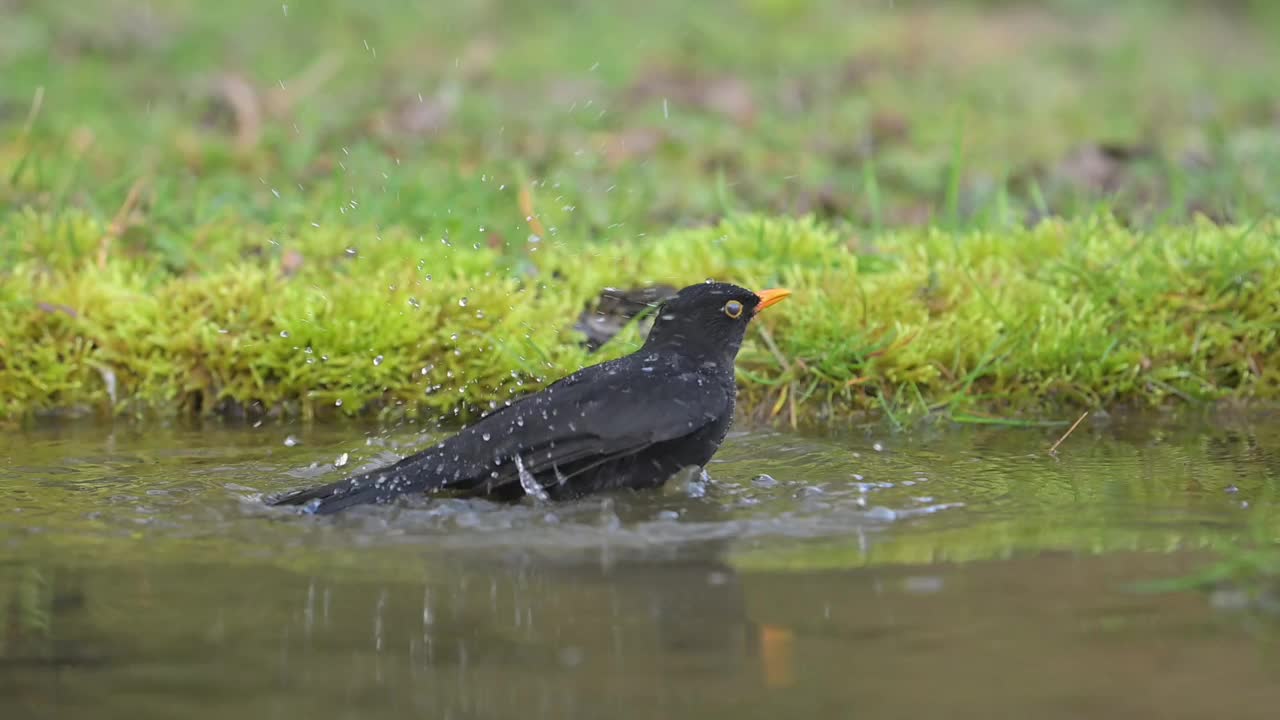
[{"xmin": 269, "ymin": 456, "xmax": 443, "ymax": 515}]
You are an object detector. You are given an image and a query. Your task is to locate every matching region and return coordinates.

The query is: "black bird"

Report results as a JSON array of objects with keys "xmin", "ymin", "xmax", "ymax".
[{"xmin": 269, "ymin": 282, "xmax": 791, "ymax": 514}]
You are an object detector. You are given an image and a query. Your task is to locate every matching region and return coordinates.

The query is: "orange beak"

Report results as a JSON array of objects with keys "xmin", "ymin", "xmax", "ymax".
[{"xmin": 754, "ymin": 288, "xmax": 792, "ymax": 313}]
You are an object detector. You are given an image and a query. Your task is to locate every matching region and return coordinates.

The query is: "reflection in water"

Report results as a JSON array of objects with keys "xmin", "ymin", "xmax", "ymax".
[
  {"xmin": 2, "ymin": 542, "xmax": 777, "ymax": 719},
  {"xmin": 4, "ymin": 548, "xmax": 1280, "ymax": 720},
  {"xmin": 1, "ymin": 412, "xmax": 1279, "ymax": 718}
]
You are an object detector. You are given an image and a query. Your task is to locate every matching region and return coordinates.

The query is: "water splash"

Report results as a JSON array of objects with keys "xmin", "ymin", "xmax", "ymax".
[{"xmin": 514, "ymin": 454, "xmax": 549, "ymax": 501}]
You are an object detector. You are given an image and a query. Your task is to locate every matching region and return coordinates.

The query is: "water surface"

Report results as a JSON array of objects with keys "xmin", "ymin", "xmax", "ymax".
[{"xmin": 3, "ymin": 412, "xmax": 1279, "ymax": 718}]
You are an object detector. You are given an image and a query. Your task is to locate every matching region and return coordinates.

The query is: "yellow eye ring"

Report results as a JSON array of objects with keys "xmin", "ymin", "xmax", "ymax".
[{"xmin": 723, "ymin": 300, "xmax": 744, "ymax": 319}]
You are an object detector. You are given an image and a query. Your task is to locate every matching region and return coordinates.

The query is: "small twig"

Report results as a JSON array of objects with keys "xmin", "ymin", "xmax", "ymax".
[
  {"xmin": 518, "ymin": 182, "xmax": 547, "ymax": 239},
  {"xmin": 1049, "ymin": 411, "xmax": 1089, "ymax": 455},
  {"xmin": 755, "ymin": 324, "xmax": 798, "ymax": 429},
  {"xmin": 268, "ymin": 52, "xmax": 345, "ymax": 114},
  {"xmin": 788, "ymin": 381, "xmax": 797, "ymax": 430},
  {"xmin": 22, "ymin": 86, "xmax": 45, "ymax": 138},
  {"xmin": 217, "ymin": 74, "xmax": 263, "ymax": 151},
  {"xmin": 755, "ymin": 323, "xmax": 792, "ymax": 373},
  {"xmin": 99, "ymin": 177, "xmax": 148, "ymax": 268}
]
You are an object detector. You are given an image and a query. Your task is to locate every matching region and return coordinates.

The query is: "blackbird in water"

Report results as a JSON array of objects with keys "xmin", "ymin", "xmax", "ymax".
[{"xmin": 269, "ymin": 282, "xmax": 791, "ymax": 514}]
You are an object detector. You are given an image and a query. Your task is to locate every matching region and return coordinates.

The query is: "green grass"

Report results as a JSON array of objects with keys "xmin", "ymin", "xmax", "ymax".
[
  {"xmin": 4, "ymin": 0, "xmax": 1280, "ymax": 232},
  {"xmin": 2, "ymin": 0, "xmax": 1279, "ymax": 423}
]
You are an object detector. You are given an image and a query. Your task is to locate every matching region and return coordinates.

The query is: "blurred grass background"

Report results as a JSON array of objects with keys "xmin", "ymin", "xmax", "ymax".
[
  {"xmin": 1, "ymin": 0, "xmax": 1278, "ymax": 421},
  {"xmin": 4, "ymin": 0, "xmax": 1279, "ymax": 256}
]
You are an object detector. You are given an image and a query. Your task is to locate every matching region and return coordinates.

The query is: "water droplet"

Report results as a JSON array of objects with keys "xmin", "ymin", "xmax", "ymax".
[
  {"xmin": 373, "ymin": 355, "xmax": 384, "ymax": 366},
  {"xmin": 752, "ymin": 474, "xmax": 778, "ymax": 488},
  {"xmin": 345, "ymin": 247, "xmax": 357, "ymax": 257},
  {"xmin": 334, "ymin": 452, "xmax": 349, "ymax": 468},
  {"xmin": 304, "ymin": 346, "xmax": 313, "ymax": 354},
  {"xmin": 283, "ymin": 435, "xmax": 301, "ymax": 447},
  {"xmin": 280, "ymin": 330, "xmax": 290, "ymax": 338},
  {"xmin": 475, "ymin": 310, "xmax": 485, "ymax": 319},
  {"xmin": 335, "ymin": 399, "xmax": 344, "ymax": 407},
  {"xmin": 458, "ymin": 297, "xmax": 469, "ymax": 308},
  {"xmin": 408, "ymin": 297, "xmax": 420, "ymax": 309},
  {"xmin": 866, "ymin": 506, "xmax": 897, "ymax": 521},
  {"xmin": 481, "ymin": 433, "xmax": 491, "ymax": 441}
]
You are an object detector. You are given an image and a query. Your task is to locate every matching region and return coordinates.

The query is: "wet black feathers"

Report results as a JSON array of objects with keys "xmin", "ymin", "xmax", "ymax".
[{"xmin": 269, "ymin": 282, "xmax": 765, "ymax": 514}]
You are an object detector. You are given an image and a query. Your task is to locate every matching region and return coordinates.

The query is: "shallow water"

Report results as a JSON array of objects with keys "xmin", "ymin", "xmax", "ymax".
[{"xmin": 3, "ymin": 411, "xmax": 1279, "ymax": 719}]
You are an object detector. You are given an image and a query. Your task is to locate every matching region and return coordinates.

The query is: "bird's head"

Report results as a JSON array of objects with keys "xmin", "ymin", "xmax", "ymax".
[{"xmin": 642, "ymin": 282, "xmax": 791, "ymax": 364}]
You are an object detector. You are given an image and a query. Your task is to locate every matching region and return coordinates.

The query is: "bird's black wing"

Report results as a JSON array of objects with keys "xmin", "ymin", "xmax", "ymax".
[
  {"xmin": 269, "ymin": 364, "xmax": 730, "ymax": 514},
  {"xmin": 477, "ymin": 368, "xmax": 732, "ymax": 494}
]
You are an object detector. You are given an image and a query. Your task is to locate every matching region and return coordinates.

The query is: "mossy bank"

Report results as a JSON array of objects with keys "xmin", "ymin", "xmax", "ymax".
[{"xmin": 2, "ymin": 212, "xmax": 1276, "ymax": 425}]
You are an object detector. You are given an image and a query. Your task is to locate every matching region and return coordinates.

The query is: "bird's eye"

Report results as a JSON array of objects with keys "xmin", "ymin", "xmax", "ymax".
[{"xmin": 723, "ymin": 300, "xmax": 744, "ymax": 319}]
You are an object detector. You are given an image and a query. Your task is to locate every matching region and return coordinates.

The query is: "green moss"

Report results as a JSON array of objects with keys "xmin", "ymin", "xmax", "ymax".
[
  {"xmin": 3, "ymin": 0, "xmax": 1279, "ymax": 424},
  {"xmin": 2, "ymin": 213, "xmax": 1276, "ymax": 423}
]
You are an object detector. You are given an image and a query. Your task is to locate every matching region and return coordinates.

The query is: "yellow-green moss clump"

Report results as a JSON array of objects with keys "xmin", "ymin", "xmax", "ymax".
[{"xmin": 1, "ymin": 212, "xmax": 1277, "ymax": 424}]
